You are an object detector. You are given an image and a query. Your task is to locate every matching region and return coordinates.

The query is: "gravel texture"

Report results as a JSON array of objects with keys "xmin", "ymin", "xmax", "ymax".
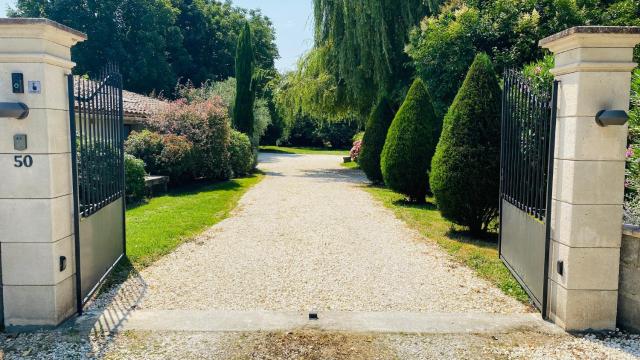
[
  {"xmin": 3, "ymin": 329, "xmax": 640, "ymax": 359},
  {"xmin": 96, "ymin": 153, "xmax": 526, "ymax": 313}
]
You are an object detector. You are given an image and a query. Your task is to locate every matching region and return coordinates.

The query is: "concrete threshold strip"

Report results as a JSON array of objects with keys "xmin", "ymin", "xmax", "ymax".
[{"xmin": 85, "ymin": 310, "xmax": 563, "ymax": 335}]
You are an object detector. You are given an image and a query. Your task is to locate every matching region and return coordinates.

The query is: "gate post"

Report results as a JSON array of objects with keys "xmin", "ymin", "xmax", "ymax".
[
  {"xmin": 540, "ymin": 27, "xmax": 640, "ymax": 331},
  {"xmin": 0, "ymin": 19, "xmax": 86, "ymax": 329}
]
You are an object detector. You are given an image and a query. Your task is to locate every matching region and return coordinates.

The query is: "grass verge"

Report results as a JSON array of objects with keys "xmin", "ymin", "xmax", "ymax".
[
  {"xmin": 340, "ymin": 161, "xmax": 359, "ymax": 169},
  {"xmin": 260, "ymin": 145, "xmax": 349, "ymax": 156},
  {"xmin": 364, "ymin": 185, "xmax": 529, "ymax": 303}
]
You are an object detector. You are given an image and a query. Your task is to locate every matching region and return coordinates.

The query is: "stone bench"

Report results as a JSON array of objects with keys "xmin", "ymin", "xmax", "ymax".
[{"xmin": 144, "ymin": 175, "xmax": 169, "ymax": 196}]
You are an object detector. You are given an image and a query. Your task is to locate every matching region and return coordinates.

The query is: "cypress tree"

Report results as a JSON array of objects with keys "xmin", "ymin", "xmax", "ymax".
[
  {"xmin": 359, "ymin": 96, "xmax": 395, "ymax": 183},
  {"xmin": 430, "ymin": 53, "xmax": 501, "ymax": 235},
  {"xmin": 233, "ymin": 22, "xmax": 256, "ymax": 139},
  {"xmin": 381, "ymin": 79, "xmax": 440, "ymax": 203}
]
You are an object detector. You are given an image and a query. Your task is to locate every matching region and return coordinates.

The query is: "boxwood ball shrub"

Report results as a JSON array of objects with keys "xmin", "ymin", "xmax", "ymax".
[
  {"xmin": 381, "ymin": 79, "xmax": 440, "ymax": 203},
  {"xmin": 359, "ymin": 96, "xmax": 395, "ymax": 183},
  {"xmin": 124, "ymin": 154, "xmax": 146, "ymax": 202},
  {"xmin": 430, "ymin": 53, "xmax": 501, "ymax": 235},
  {"xmin": 229, "ymin": 129, "xmax": 254, "ymax": 177}
]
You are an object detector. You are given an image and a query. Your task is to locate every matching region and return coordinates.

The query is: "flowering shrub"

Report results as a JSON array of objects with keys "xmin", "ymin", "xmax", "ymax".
[
  {"xmin": 350, "ymin": 139, "xmax": 362, "ymax": 162},
  {"xmin": 149, "ymin": 98, "xmax": 231, "ymax": 180}
]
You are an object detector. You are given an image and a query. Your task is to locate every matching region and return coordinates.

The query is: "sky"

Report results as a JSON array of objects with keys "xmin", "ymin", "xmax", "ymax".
[{"xmin": 0, "ymin": 0, "xmax": 314, "ymax": 72}]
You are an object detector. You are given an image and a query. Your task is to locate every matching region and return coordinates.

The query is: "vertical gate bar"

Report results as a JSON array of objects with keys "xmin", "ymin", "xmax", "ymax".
[
  {"xmin": 97, "ymin": 70, "xmax": 104, "ymax": 207},
  {"xmin": 109, "ymin": 71, "xmax": 116, "ymax": 200},
  {"xmin": 508, "ymin": 71, "xmax": 516, "ymax": 202},
  {"xmin": 528, "ymin": 87, "xmax": 535, "ymax": 214},
  {"xmin": 87, "ymin": 77, "xmax": 94, "ymax": 215},
  {"xmin": 68, "ymin": 75, "xmax": 83, "ymax": 315},
  {"xmin": 515, "ymin": 77, "xmax": 523, "ymax": 207},
  {"xmin": 81, "ymin": 78, "xmax": 88, "ymax": 217},
  {"xmin": 542, "ymin": 80, "xmax": 559, "ymax": 319},
  {"xmin": 535, "ymin": 95, "xmax": 543, "ymax": 219},
  {"xmin": 504, "ymin": 71, "xmax": 512, "ymax": 202},
  {"xmin": 499, "ymin": 70, "xmax": 508, "ymax": 256},
  {"xmin": 118, "ymin": 70, "xmax": 127, "ymax": 255},
  {"xmin": 523, "ymin": 84, "xmax": 532, "ymax": 214}
]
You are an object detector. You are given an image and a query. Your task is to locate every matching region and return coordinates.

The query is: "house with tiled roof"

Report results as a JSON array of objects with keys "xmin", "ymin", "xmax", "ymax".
[{"xmin": 74, "ymin": 76, "xmax": 168, "ymax": 136}]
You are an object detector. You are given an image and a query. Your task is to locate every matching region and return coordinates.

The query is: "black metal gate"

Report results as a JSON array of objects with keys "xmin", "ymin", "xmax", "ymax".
[
  {"xmin": 68, "ymin": 64, "xmax": 126, "ymax": 313},
  {"xmin": 499, "ymin": 69, "xmax": 558, "ymax": 316}
]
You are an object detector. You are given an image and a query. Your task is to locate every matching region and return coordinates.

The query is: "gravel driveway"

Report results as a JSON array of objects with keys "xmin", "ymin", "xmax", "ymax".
[
  {"xmin": 3, "ymin": 153, "xmax": 640, "ymax": 359},
  {"xmin": 99, "ymin": 153, "xmax": 526, "ymax": 313}
]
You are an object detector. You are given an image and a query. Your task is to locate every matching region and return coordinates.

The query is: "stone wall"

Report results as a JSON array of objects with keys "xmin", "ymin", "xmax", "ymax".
[{"xmin": 620, "ymin": 225, "xmax": 640, "ymax": 332}]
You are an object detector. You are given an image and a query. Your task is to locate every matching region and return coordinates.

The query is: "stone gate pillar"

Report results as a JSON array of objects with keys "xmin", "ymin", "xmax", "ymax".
[
  {"xmin": 540, "ymin": 27, "xmax": 640, "ymax": 331},
  {"xmin": 0, "ymin": 19, "xmax": 86, "ymax": 329}
]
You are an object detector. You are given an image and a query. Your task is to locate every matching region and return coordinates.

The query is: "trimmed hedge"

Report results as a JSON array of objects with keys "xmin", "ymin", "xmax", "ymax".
[
  {"xmin": 381, "ymin": 79, "xmax": 440, "ymax": 202},
  {"xmin": 359, "ymin": 96, "xmax": 395, "ymax": 183},
  {"xmin": 430, "ymin": 53, "xmax": 501, "ymax": 235},
  {"xmin": 229, "ymin": 130, "xmax": 254, "ymax": 177},
  {"xmin": 125, "ymin": 154, "xmax": 146, "ymax": 202}
]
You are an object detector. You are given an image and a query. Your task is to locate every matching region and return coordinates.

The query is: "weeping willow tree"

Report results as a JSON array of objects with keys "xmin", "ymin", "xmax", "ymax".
[{"xmin": 304, "ymin": 0, "xmax": 435, "ymax": 117}]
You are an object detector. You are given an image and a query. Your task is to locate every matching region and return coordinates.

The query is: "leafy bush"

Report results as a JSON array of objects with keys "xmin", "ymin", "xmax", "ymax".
[
  {"xmin": 125, "ymin": 154, "xmax": 146, "ymax": 202},
  {"xmin": 353, "ymin": 131, "xmax": 365, "ymax": 142},
  {"xmin": 381, "ymin": 79, "xmax": 440, "ymax": 202},
  {"xmin": 124, "ymin": 130, "xmax": 164, "ymax": 174},
  {"xmin": 150, "ymin": 99, "xmax": 231, "ymax": 180},
  {"xmin": 229, "ymin": 130, "xmax": 254, "ymax": 177},
  {"xmin": 125, "ymin": 130, "xmax": 195, "ymax": 183},
  {"xmin": 430, "ymin": 53, "xmax": 502, "ymax": 235},
  {"xmin": 522, "ymin": 55, "xmax": 555, "ymax": 95},
  {"xmin": 158, "ymin": 134, "xmax": 194, "ymax": 184},
  {"xmin": 359, "ymin": 97, "xmax": 395, "ymax": 183}
]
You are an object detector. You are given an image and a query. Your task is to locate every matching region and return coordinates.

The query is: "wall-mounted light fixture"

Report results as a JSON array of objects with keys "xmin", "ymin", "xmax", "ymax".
[
  {"xmin": 596, "ymin": 110, "xmax": 629, "ymax": 127},
  {"xmin": 0, "ymin": 102, "xmax": 29, "ymax": 119}
]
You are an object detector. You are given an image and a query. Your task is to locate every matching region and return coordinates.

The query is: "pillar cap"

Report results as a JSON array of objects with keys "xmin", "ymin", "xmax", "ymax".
[
  {"xmin": 0, "ymin": 18, "xmax": 87, "ymax": 47},
  {"xmin": 540, "ymin": 26, "xmax": 640, "ymax": 53}
]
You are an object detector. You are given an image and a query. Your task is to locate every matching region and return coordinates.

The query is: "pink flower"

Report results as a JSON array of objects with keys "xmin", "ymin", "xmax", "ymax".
[
  {"xmin": 350, "ymin": 140, "xmax": 362, "ymax": 161},
  {"xmin": 627, "ymin": 147, "xmax": 634, "ymax": 159}
]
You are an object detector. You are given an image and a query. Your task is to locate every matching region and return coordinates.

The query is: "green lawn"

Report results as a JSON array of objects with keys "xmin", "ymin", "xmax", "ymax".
[
  {"xmin": 341, "ymin": 161, "xmax": 360, "ymax": 169},
  {"xmin": 260, "ymin": 145, "xmax": 349, "ymax": 156},
  {"xmin": 365, "ymin": 186, "xmax": 529, "ymax": 303},
  {"xmin": 126, "ymin": 174, "xmax": 263, "ymax": 268}
]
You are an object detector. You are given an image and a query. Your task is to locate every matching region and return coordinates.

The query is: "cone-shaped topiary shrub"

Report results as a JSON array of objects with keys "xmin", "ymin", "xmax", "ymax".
[
  {"xmin": 430, "ymin": 53, "xmax": 501, "ymax": 235},
  {"xmin": 359, "ymin": 96, "xmax": 395, "ymax": 183},
  {"xmin": 381, "ymin": 79, "xmax": 440, "ymax": 203}
]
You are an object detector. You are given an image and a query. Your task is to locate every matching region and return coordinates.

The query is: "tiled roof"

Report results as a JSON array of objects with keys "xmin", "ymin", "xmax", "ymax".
[{"xmin": 73, "ymin": 76, "xmax": 168, "ymax": 118}]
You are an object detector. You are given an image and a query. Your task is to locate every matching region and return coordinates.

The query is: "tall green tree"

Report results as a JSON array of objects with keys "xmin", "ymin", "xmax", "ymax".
[
  {"xmin": 430, "ymin": 53, "xmax": 501, "ymax": 235},
  {"xmin": 233, "ymin": 22, "xmax": 256, "ymax": 138},
  {"xmin": 283, "ymin": 0, "xmax": 433, "ymax": 120},
  {"xmin": 11, "ymin": 0, "xmax": 279, "ymax": 95},
  {"xmin": 381, "ymin": 79, "xmax": 439, "ymax": 203}
]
